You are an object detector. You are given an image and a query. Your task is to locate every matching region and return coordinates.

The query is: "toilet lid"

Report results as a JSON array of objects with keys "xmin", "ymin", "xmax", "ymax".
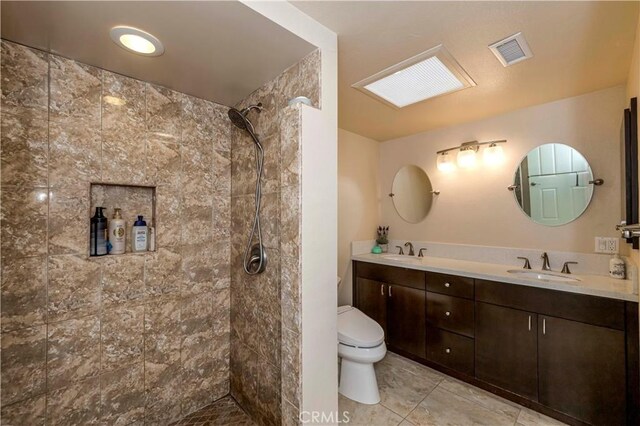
[{"xmin": 338, "ymin": 306, "xmax": 384, "ymax": 348}]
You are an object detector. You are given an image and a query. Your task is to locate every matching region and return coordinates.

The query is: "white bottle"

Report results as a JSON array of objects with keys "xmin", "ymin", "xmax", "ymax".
[
  {"xmin": 609, "ymin": 254, "xmax": 626, "ymax": 279},
  {"xmin": 131, "ymin": 215, "xmax": 148, "ymax": 253},
  {"xmin": 108, "ymin": 208, "xmax": 126, "ymax": 255}
]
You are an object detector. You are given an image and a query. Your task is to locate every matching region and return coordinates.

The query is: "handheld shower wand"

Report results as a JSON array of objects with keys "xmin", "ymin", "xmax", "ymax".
[{"xmin": 227, "ymin": 103, "xmax": 267, "ymax": 275}]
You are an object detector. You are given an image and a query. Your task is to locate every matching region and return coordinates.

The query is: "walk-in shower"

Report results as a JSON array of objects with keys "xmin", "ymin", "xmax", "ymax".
[{"xmin": 228, "ymin": 103, "xmax": 268, "ymax": 274}]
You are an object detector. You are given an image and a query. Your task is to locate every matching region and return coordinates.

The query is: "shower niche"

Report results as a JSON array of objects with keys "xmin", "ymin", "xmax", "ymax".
[{"xmin": 89, "ymin": 183, "xmax": 157, "ymax": 257}]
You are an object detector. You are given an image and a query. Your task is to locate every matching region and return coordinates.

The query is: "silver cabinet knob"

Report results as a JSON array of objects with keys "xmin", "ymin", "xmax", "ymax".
[
  {"xmin": 444, "ymin": 283, "xmax": 451, "ymax": 288},
  {"xmin": 445, "ymin": 311, "xmax": 451, "ymax": 317},
  {"xmin": 445, "ymin": 348, "xmax": 451, "ymax": 354}
]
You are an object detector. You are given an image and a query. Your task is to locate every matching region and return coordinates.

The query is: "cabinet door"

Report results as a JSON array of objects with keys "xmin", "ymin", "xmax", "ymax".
[
  {"xmin": 387, "ymin": 285, "xmax": 426, "ymax": 358},
  {"xmin": 538, "ymin": 316, "xmax": 626, "ymax": 425},
  {"xmin": 355, "ymin": 278, "xmax": 387, "ymax": 336},
  {"xmin": 475, "ymin": 302, "xmax": 538, "ymax": 400}
]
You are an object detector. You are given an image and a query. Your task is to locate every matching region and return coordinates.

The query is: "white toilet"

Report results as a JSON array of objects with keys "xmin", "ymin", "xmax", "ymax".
[{"xmin": 338, "ymin": 305, "xmax": 387, "ymax": 404}]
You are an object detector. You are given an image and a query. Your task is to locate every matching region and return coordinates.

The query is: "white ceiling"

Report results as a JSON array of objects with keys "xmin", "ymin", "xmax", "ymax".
[
  {"xmin": 1, "ymin": 1, "xmax": 316, "ymax": 106},
  {"xmin": 292, "ymin": 1, "xmax": 639, "ymax": 141}
]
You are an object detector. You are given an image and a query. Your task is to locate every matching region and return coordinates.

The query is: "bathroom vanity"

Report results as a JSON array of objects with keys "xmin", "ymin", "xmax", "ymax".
[{"xmin": 352, "ymin": 256, "xmax": 639, "ymax": 426}]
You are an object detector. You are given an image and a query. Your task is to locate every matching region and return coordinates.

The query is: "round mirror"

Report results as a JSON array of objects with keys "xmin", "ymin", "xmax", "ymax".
[
  {"xmin": 391, "ymin": 165, "xmax": 434, "ymax": 223},
  {"xmin": 512, "ymin": 143, "xmax": 594, "ymax": 226}
]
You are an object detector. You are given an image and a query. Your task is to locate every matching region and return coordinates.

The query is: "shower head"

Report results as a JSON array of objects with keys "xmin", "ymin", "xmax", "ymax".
[{"xmin": 227, "ymin": 103, "xmax": 263, "ymax": 133}]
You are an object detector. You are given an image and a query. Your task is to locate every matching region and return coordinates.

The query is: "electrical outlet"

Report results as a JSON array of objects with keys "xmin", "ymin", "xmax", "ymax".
[{"xmin": 595, "ymin": 237, "xmax": 619, "ymax": 254}]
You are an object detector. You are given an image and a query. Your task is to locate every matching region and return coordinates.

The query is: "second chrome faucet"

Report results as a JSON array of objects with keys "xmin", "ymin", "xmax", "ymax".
[
  {"xmin": 541, "ymin": 252, "xmax": 551, "ymax": 271},
  {"xmin": 518, "ymin": 252, "xmax": 577, "ymax": 274}
]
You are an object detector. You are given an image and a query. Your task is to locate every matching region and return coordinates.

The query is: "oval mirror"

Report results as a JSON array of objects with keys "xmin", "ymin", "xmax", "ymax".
[
  {"xmin": 512, "ymin": 143, "xmax": 594, "ymax": 226},
  {"xmin": 391, "ymin": 165, "xmax": 434, "ymax": 223}
]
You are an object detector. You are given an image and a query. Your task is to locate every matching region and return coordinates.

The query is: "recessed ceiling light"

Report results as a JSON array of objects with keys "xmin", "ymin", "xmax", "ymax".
[
  {"xmin": 352, "ymin": 45, "xmax": 475, "ymax": 109},
  {"xmin": 110, "ymin": 26, "xmax": 164, "ymax": 57}
]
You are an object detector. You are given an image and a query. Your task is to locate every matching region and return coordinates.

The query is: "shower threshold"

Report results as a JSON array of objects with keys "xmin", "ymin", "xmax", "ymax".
[{"xmin": 171, "ymin": 395, "xmax": 255, "ymax": 425}]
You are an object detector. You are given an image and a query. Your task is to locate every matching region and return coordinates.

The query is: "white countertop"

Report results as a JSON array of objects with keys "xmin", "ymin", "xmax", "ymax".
[{"xmin": 352, "ymin": 253, "xmax": 638, "ymax": 302}]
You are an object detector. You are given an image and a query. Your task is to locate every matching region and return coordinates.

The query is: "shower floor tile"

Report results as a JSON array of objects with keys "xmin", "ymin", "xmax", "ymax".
[{"xmin": 171, "ymin": 396, "xmax": 255, "ymax": 425}]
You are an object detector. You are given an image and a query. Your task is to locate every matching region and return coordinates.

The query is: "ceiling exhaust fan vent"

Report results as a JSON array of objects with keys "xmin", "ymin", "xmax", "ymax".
[{"xmin": 489, "ymin": 32, "xmax": 533, "ymax": 67}]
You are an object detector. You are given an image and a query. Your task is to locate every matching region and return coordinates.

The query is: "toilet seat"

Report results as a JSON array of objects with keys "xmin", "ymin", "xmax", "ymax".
[{"xmin": 338, "ymin": 306, "xmax": 384, "ymax": 348}]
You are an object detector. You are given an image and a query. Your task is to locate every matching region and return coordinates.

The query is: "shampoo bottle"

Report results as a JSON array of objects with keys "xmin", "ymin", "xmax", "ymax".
[
  {"xmin": 132, "ymin": 215, "xmax": 148, "ymax": 253},
  {"xmin": 90, "ymin": 207, "xmax": 108, "ymax": 256},
  {"xmin": 108, "ymin": 208, "xmax": 126, "ymax": 254}
]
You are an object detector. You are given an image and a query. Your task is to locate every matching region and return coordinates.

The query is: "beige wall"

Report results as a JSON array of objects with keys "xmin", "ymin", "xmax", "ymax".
[
  {"xmin": 627, "ymin": 12, "xmax": 640, "ymax": 100},
  {"xmin": 338, "ymin": 129, "xmax": 380, "ymax": 305},
  {"xmin": 379, "ymin": 86, "xmax": 626, "ymax": 254}
]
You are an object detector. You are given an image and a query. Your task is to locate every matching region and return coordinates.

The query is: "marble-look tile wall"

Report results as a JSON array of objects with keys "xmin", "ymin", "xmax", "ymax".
[
  {"xmin": 0, "ymin": 40, "xmax": 231, "ymax": 425},
  {"xmin": 230, "ymin": 49, "xmax": 320, "ymax": 426}
]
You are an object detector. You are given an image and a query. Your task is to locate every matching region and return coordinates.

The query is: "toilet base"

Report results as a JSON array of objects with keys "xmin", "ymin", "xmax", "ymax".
[{"xmin": 339, "ymin": 358, "xmax": 380, "ymax": 404}]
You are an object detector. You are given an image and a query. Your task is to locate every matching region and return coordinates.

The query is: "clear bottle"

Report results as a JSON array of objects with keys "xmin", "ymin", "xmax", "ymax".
[
  {"xmin": 131, "ymin": 215, "xmax": 148, "ymax": 253},
  {"xmin": 108, "ymin": 208, "xmax": 126, "ymax": 255}
]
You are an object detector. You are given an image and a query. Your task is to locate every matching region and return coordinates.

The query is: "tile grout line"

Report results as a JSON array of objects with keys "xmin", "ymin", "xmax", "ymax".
[
  {"xmin": 435, "ymin": 377, "xmax": 524, "ymax": 423},
  {"xmin": 44, "ymin": 46, "xmax": 51, "ymax": 426}
]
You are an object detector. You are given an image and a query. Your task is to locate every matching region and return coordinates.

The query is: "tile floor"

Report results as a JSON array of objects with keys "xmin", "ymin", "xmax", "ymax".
[
  {"xmin": 173, "ymin": 352, "xmax": 567, "ymax": 425},
  {"xmin": 339, "ymin": 352, "xmax": 568, "ymax": 426},
  {"xmin": 171, "ymin": 396, "xmax": 255, "ymax": 425}
]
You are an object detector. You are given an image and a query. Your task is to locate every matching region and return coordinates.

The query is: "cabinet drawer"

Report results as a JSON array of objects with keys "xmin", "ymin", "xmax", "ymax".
[
  {"xmin": 476, "ymin": 280, "xmax": 625, "ymax": 330},
  {"xmin": 355, "ymin": 261, "xmax": 425, "ymax": 290},
  {"xmin": 426, "ymin": 272, "xmax": 474, "ymax": 299},
  {"xmin": 427, "ymin": 292, "xmax": 474, "ymax": 337},
  {"xmin": 426, "ymin": 327, "xmax": 474, "ymax": 376}
]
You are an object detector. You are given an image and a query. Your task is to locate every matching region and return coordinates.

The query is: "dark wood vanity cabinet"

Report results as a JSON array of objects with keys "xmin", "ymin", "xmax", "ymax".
[
  {"xmin": 387, "ymin": 285, "xmax": 427, "ymax": 357},
  {"xmin": 475, "ymin": 302, "xmax": 538, "ymax": 400},
  {"xmin": 476, "ymin": 279, "xmax": 631, "ymax": 426},
  {"xmin": 425, "ymin": 272, "xmax": 476, "ymax": 375},
  {"xmin": 353, "ymin": 263, "xmax": 426, "ymax": 358},
  {"xmin": 355, "ymin": 277, "xmax": 387, "ymax": 335},
  {"xmin": 537, "ymin": 315, "xmax": 626, "ymax": 426},
  {"xmin": 353, "ymin": 260, "xmax": 640, "ymax": 425}
]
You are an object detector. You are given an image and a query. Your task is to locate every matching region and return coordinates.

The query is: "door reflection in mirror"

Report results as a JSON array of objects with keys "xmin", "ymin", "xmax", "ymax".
[{"xmin": 513, "ymin": 143, "xmax": 594, "ymax": 226}]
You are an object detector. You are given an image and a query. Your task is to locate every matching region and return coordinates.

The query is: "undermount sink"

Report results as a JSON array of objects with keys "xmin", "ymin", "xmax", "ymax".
[
  {"xmin": 507, "ymin": 269, "xmax": 580, "ymax": 283},
  {"xmin": 381, "ymin": 254, "xmax": 420, "ymax": 262}
]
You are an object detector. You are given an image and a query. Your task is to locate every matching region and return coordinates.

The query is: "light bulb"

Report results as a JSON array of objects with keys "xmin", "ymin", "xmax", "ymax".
[
  {"xmin": 119, "ymin": 34, "xmax": 156, "ymax": 54},
  {"xmin": 457, "ymin": 148, "xmax": 477, "ymax": 168},
  {"xmin": 110, "ymin": 26, "xmax": 164, "ymax": 57},
  {"xmin": 437, "ymin": 152, "xmax": 456, "ymax": 172},
  {"xmin": 483, "ymin": 143, "xmax": 504, "ymax": 166}
]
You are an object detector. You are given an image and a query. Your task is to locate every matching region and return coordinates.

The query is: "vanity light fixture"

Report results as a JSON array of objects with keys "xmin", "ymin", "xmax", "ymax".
[
  {"xmin": 436, "ymin": 140, "xmax": 507, "ymax": 171},
  {"xmin": 436, "ymin": 151, "xmax": 457, "ymax": 173},
  {"xmin": 483, "ymin": 142, "xmax": 505, "ymax": 166},
  {"xmin": 110, "ymin": 26, "xmax": 164, "ymax": 56},
  {"xmin": 352, "ymin": 44, "xmax": 476, "ymax": 109},
  {"xmin": 457, "ymin": 146, "xmax": 477, "ymax": 169}
]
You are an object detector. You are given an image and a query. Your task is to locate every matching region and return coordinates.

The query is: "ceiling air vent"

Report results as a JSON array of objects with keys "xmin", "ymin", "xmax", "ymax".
[{"xmin": 489, "ymin": 32, "xmax": 533, "ymax": 67}]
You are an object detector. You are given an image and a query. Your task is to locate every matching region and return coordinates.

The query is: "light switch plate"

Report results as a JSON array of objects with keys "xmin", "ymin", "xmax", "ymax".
[{"xmin": 595, "ymin": 237, "xmax": 619, "ymax": 254}]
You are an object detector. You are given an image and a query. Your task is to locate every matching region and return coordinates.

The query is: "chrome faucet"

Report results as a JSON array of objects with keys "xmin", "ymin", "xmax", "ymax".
[
  {"xmin": 404, "ymin": 242, "xmax": 415, "ymax": 256},
  {"xmin": 561, "ymin": 261, "xmax": 578, "ymax": 274},
  {"xmin": 517, "ymin": 257, "xmax": 531, "ymax": 269},
  {"xmin": 541, "ymin": 252, "xmax": 551, "ymax": 271}
]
